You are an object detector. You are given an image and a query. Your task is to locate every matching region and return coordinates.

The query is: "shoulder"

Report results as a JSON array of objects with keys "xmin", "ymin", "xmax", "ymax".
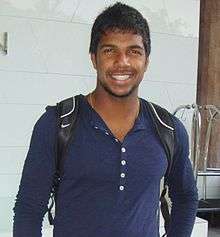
[
  {"xmin": 26, "ymin": 105, "xmax": 58, "ymax": 159},
  {"xmin": 33, "ymin": 105, "xmax": 57, "ymax": 138},
  {"xmin": 35, "ymin": 94, "xmax": 82, "ymax": 130},
  {"xmin": 140, "ymin": 98, "xmax": 189, "ymax": 145},
  {"xmin": 140, "ymin": 98, "xmax": 176, "ymax": 129},
  {"xmin": 140, "ymin": 98, "xmax": 173, "ymax": 119},
  {"xmin": 141, "ymin": 98, "xmax": 187, "ymax": 129},
  {"xmin": 36, "ymin": 105, "xmax": 56, "ymax": 125}
]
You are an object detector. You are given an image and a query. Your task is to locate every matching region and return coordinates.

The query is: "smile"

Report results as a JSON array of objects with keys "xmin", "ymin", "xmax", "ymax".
[{"xmin": 110, "ymin": 74, "xmax": 132, "ymax": 81}]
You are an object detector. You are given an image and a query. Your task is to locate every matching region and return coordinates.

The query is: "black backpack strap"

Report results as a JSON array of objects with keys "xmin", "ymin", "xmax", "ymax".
[
  {"xmin": 145, "ymin": 101, "xmax": 175, "ymax": 179},
  {"xmin": 48, "ymin": 95, "xmax": 80, "ymax": 225},
  {"xmin": 143, "ymin": 101, "xmax": 175, "ymax": 236},
  {"xmin": 55, "ymin": 95, "xmax": 80, "ymax": 176}
]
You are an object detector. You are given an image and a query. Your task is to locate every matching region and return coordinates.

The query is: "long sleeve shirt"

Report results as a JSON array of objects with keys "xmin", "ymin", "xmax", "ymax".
[{"xmin": 13, "ymin": 94, "xmax": 198, "ymax": 237}]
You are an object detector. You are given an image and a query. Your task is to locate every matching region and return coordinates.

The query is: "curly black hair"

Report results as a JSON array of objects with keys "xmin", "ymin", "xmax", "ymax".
[{"xmin": 89, "ymin": 2, "xmax": 151, "ymax": 57}]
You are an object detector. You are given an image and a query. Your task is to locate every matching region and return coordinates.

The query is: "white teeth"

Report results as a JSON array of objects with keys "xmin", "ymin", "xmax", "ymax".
[{"xmin": 111, "ymin": 75, "xmax": 130, "ymax": 81}]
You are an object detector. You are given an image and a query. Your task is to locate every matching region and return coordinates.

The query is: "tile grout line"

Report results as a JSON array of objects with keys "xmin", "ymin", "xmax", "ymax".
[
  {"xmin": 0, "ymin": 146, "xmax": 28, "ymax": 148},
  {"xmin": 0, "ymin": 102, "xmax": 46, "ymax": 105},
  {"xmin": 0, "ymin": 14, "xmax": 91, "ymax": 25},
  {"xmin": 0, "ymin": 68, "xmax": 95, "ymax": 77}
]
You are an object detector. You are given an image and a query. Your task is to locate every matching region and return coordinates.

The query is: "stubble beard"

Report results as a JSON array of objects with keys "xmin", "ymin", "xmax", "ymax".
[{"xmin": 99, "ymin": 79, "xmax": 140, "ymax": 98}]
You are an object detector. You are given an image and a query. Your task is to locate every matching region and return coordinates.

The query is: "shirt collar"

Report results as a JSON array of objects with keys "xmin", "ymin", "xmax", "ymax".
[{"xmin": 79, "ymin": 94, "xmax": 148, "ymax": 132}]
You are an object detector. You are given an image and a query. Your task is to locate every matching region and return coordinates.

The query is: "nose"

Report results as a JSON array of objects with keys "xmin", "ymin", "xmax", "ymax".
[{"xmin": 114, "ymin": 51, "xmax": 130, "ymax": 67}]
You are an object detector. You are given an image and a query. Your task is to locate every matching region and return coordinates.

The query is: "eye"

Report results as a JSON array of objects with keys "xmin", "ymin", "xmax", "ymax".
[
  {"xmin": 130, "ymin": 49, "xmax": 143, "ymax": 56},
  {"xmin": 103, "ymin": 48, "xmax": 114, "ymax": 54}
]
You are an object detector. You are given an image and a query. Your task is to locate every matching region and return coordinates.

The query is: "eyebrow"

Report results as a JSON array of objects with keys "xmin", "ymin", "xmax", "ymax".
[
  {"xmin": 100, "ymin": 44, "xmax": 145, "ymax": 51},
  {"xmin": 100, "ymin": 44, "xmax": 116, "ymax": 49},
  {"xmin": 128, "ymin": 45, "xmax": 145, "ymax": 51}
]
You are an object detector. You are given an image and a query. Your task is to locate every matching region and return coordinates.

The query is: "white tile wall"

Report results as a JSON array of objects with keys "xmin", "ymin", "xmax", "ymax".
[
  {"xmin": 72, "ymin": 0, "xmax": 171, "ymax": 35},
  {"xmin": 139, "ymin": 79, "xmax": 173, "ymax": 111},
  {"xmin": 0, "ymin": 0, "xmax": 211, "ymax": 235},
  {"xmin": 165, "ymin": 83, "xmax": 197, "ymax": 111},
  {"xmin": 30, "ymin": 20, "xmax": 94, "ymax": 75},
  {"xmin": 0, "ymin": 0, "xmax": 79, "ymax": 21},
  {"xmin": 0, "ymin": 104, "xmax": 45, "ymax": 147},
  {"xmin": 164, "ymin": 0, "xmax": 200, "ymax": 37},
  {"xmin": 0, "ymin": 16, "xmax": 94, "ymax": 75},
  {"xmin": 126, "ymin": 0, "xmax": 171, "ymax": 34},
  {"xmin": 147, "ymin": 32, "xmax": 199, "ymax": 85},
  {"xmin": 0, "ymin": 197, "xmax": 15, "ymax": 232},
  {"xmin": 0, "ymin": 16, "xmax": 47, "ymax": 72},
  {"xmin": 0, "ymin": 174, "xmax": 21, "ymax": 198},
  {"xmin": 0, "ymin": 147, "xmax": 27, "ymax": 174},
  {"xmin": 0, "ymin": 71, "xmax": 94, "ymax": 105},
  {"xmin": 72, "ymin": 0, "xmax": 200, "ymax": 37},
  {"xmin": 72, "ymin": 0, "xmax": 116, "ymax": 24}
]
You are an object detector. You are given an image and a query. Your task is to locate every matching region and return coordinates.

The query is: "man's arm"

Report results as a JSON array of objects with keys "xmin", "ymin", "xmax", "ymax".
[
  {"xmin": 167, "ymin": 117, "xmax": 198, "ymax": 237},
  {"xmin": 13, "ymin": 106, "xmax": 57, "ymax": 237}
]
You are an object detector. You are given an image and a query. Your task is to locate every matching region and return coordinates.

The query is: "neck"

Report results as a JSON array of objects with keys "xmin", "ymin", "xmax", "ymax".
[{"xmin": 88, "ymin": 90, "xmax": 140, "ymax": 121}]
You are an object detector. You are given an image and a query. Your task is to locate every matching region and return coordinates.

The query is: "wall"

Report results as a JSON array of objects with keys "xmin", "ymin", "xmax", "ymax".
[{"xmin": 0, "ymin": 0, "xmax": 201, "ymax": 233}]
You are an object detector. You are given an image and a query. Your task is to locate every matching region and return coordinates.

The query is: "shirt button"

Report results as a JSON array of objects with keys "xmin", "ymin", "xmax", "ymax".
[
  {"xmin": 115, "ymin": 138, "xmax": 119, "ymax": 142},
  {"xmin": 121, "ymin": 147, "xmax": 126, "ymax": 153},
  {"xmin": 105, "ymin": 131, "xmax": 109, "ymax": 135},
  {"xmin": 121, "ymin": 160, "xmax": 126, "ymax": 166},
  {"xmin": 119, "ymin": 185, "xmax": 125, "ymax": 191},
  {"xmin": 120, "ymin": 173, "xmax": 126, "ymax": 178},
  {"xmin": 94, "ymin": 126, "xmax": 98, "ymax": 129}
]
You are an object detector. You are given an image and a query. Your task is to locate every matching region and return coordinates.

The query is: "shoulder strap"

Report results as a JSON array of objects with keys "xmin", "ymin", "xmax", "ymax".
[
  {"xmin": 144, "ymin": 101, "xmax": 175, "ymax": 181},
  {"xmin": 47, "ymin": 95, "xmax": 80, "ymax": 225},
  {"xmin": 143, "ymin": 100, "xmax": 175, "ymax": 236},
  {"xmin": 55, "ymin": 95, "xmax": 80, "ymax": 177}
]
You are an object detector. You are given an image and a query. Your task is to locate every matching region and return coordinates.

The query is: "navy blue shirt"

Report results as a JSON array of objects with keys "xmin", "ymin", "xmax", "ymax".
[{"xmin": 13, "ymin": 94, "xmax": 198, "ymax": 237}]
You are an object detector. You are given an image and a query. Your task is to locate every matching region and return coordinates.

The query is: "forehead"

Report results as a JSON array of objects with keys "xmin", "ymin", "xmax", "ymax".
[{"xmin": 98, "ymin": 30, "xmax": 144, "ymax": 48}]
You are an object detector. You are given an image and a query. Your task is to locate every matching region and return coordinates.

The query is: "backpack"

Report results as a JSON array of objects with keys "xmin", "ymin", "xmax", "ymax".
[{"xmin": 47, "ymin": 95, "xmax": 175, "ymax": 237}]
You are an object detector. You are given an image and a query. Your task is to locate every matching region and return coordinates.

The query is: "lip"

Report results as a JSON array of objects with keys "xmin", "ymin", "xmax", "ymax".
[
  {"xmin": 110, "ymin": 71, "xmax": 133, "ymax": 75},
  {"xmin": 109, "ymin": 72, "xmax": 134, "ymax": 81},
  {"xmin": 107, "ymin": 75, "xmax": 133, "ymax": 86},
  {"xmin": 111, "ymin": 75, "xmax": 131, "ymax": 80}
]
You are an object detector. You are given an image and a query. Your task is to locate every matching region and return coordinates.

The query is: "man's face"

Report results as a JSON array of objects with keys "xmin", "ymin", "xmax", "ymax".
[{"xmin": 91, "ymin": 30, "xmax": 149, "ymax": 98}]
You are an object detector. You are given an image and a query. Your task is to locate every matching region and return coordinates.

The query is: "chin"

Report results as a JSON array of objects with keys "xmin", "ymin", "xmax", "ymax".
[
  {"xmin": 99, "ymin": 80, "xmax": 138, "ymax": 98},
  {"xmin": 105, "ymin": 87, "xmax": 135, "ymax": 98}
]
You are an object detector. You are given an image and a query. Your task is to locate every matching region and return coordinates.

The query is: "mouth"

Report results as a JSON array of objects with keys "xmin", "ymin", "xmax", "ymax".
[
  {"xmin": 109, "ymin": 72, "xmax": 133, "ymax": 81},
  {"xmin": 111, "ymin": 75, "xmax": 131, "ymax": 81}
]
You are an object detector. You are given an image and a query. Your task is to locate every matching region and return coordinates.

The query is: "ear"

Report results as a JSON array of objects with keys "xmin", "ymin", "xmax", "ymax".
[
  {"xmin": 90, "ymin": 53, "xmax": 97, "ymax": 70},
  {"xmin": 144, "ymin": 57, "xmax": 149, "ymax": 72}
]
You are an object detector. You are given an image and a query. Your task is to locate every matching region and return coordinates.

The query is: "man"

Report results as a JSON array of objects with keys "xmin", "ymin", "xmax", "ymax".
[{"xmin": 13, "ymin": 2, "xmax": 198, "ymax": 237}]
